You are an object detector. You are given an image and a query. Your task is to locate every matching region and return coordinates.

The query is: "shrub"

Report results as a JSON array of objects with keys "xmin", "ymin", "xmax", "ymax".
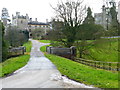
[{"xmin": 5, "ymin": 26, "xmax": 29, "ymax": 47}]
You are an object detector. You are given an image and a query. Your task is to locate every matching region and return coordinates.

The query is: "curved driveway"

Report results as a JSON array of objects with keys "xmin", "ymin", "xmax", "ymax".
[
  {"xmin": 1, "ymin": 39, "xmax": 95, "ymax": 88},
  {"xmin": 2, "ymin": 40, "xmax": 64, "ymax": 88}
]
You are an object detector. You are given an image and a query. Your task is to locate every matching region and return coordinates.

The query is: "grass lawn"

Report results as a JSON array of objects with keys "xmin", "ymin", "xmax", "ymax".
[
  {"xmin": 40, "ymin": 45, "xmax": 118, "ymax": 88},
  {"xmin": 39, "ymin": 40, "xmax": 51, "ymax": 43},
  {"xmin": 83, "ymin": 38, "xmax": 118, "ymax": 62},
  {"xmin": 40, "ymin": 45, "xmax": 50, "ymax": 52},
  {"xmin": 40, "ymin": 39, "xmax": 118, "ymax": 62},
  {"xmin": 0, "ymin": 41, "xmax": 32, "ymax": 77},
  {"xmin": 23, "ymin": 41, "xmax": 32, "ymax": 53},
  {"xmin": 1, "ymin": 55, "xmax": 30, "ymax": 77}
]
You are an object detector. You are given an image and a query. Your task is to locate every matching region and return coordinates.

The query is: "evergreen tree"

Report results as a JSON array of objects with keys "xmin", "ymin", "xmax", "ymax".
[
  {"xmin": 0, "ymin": 20, "xmax": 8, "ymax": 61},
  {"xmin": 83, "ymin": 7, "xmax": 95, "ymax": 24},
  {"xmin": 109, "ymin": 3, "xmax": 119, "ymax": 35}
]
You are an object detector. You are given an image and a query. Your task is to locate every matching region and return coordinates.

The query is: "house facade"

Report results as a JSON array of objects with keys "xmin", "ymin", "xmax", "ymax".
[
  {"xmin": 1, "ymin": 8, "xmax": 51, "ymax": 38},
  {"xmin": 12, "ymin": 12, "xmax": 29, "ymax": 30},
  {"xmin": 94, "ymin": 5, "xmax": 112, "ymax": 30},
  {"xmin": 11, "ymin": 12, "xmax": 50, "ymax": 37},
  {"xmin": 28, "ymin": 18, "xmax": 49, "ymax": 30},
  {"xmin": 28, "ymin": 18, "xmax": 50, "ymax": 37},
  {"xmin": 94, "ymin": 13, "xmax": 103, "ymax": 25}
]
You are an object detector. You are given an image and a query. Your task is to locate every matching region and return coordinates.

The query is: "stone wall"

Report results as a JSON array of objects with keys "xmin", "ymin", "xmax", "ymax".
[
  {"xmin": 46, "ymin": 46, "xmax": 76, "ymax": 59},
  {"xmin": 9, "ymin": 46, "xmax": 26, "ymax": 57}
]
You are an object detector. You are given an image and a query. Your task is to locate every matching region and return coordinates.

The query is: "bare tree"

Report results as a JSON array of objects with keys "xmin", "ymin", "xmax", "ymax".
[
  {"xmin": 51, "ymin": 0, "xmax": 86, "ymax": 26},
  {"xmin": 51, "ymin": 0, "xmax": 86, "ymax": 47}
]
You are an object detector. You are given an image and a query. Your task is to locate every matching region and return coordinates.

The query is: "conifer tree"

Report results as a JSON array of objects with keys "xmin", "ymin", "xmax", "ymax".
[
  {"xmin": 83, "ymin": 7, "xmax": 95, "ymax": 24},
  {"xmin": 0, "ymin": 20, "xmax": 8, "ymax": 61},
  {"xmin": 109, "ymin": 3, "xmax": 119, "ymax": 35}
]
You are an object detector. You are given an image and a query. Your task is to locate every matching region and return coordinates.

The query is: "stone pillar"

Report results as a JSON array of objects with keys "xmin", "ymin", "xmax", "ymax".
[
  {"xmin": 35, "ymin": 18, "xmax": 37, "ymax": 22},
  {"xmin": 46, "ymin": 46, "xmax": 49, "ymax": 52},
  {"xmin": 46, "ymin": 46, "xmax": 52, "ymax": 54},
  {"xmin": 70, "ymin": 46, "xmax": 76, "ymax": 57},
  {"xmin": 49, "ymin": 46, "xmax": 52, "ymax": 54}
]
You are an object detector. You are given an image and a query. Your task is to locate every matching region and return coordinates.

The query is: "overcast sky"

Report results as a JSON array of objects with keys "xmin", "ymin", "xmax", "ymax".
[{"xmin": 0, "ymin": 0, "xmax": 119, "ymax": 22}]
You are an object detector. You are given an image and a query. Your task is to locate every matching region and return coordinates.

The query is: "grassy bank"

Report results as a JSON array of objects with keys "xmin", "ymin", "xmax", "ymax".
[
  {"xmin": 83, "ymin": 38, "xmax": 118, "ymax": 62},
  {"xmin": 23, "ymin": 41, "xmax": 32, "ymax": 53},
  {"xmin": 0, "ymin": 41, "xmax": 32, "ymax": 77},
  {"xmin": 1, "ymin": 55, "xmax": 30, "ymax": 77},
  {"xmin": 40, "ymin": 39, "xmax": 118, "ymax": 62},
  {"xmin": 39, "ymin": 40, "xmax": 51, "ymax": 43},
  {"xmin": 40, "ymin": 45, "xmax": 50, "ymax": 52},
  {"xmin": 40, "ymin": 45, "xmax": 118, "ymax": 88}
]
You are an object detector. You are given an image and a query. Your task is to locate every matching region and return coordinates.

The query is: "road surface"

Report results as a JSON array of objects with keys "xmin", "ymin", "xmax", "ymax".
[{"xmin": 1, "ymin": 39, "xmax": 95, "ymax": 89}]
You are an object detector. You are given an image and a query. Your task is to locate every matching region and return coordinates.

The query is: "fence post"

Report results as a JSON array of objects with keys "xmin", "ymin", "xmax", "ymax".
[
  {"xmin": 117, "ymin": 63, "xmax": 119, "ymax": 71},
  {"xmin": 103, "ymin": 62, "xmax": 104, "ymax": 69},
  {"xmin": 98, "ymin": 62, "xmax": 100, "ymax": 68},
  {"xmin": 94, "ymin": 62, "xmax": 96, "ymax": 68},
  {"xmin": 90, "ymin": 61, "xmax": 92, "ymax": 66},
  {"xmin": 96, "ymin": 62, "xmax": 98, "ymax": 68},
  {"xmin": 81, "ymin": 59, "xmax": 83, "ymax": 64},
  {"xmin": 107, "ymin": 62, "xmax": 109, "ymax": 70},
  {"xmin": 109, "ymin": 63, "xmax": 111, "ymax": 70}
]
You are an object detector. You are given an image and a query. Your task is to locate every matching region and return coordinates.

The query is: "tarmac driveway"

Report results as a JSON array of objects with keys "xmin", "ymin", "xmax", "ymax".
[
  {"xmin": 1, "ymin": 39, "xmax": 64, "ymax": 88},
  {"xmin": 1, "ymin": 39, "xmax": 95, "ymax": 89}
]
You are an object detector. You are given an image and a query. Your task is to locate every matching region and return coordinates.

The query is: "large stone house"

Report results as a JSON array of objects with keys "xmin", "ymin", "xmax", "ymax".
[
  {"xmin": 1, "ymin": 8, "xmax": 51, "ymax": 38},
  {"xmin": 94, "ymin": 5, "xmax": 112, "ymax": 30},
  {"xmin": 12, "ymin": 12, "xmax": 29, "ymax": 30},
  {"xmin": 94, "ymin": 0, "xmax": 120, "ymax": 30},
  {"xmin": 11, "ymin": 12, "xmax": 50, "ymax": 37},
  {"xmin": 94, "ymin": 13, "xmax": 103, "ymax": 25},
  {"xmin": 28, "ymin": 18, "xmax": 50, "ymax": 37}
]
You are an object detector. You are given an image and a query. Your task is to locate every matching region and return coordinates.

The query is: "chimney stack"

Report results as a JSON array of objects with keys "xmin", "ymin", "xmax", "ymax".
[
  {"xmin": 16, "ymin": 12, "xmax": 20, "ymax": 16},
  {"xmin": 30, "ymin": 18, "xmax": 32, "ymax": 22},
  {"xmin": 46, "ymin": 19, "xmax": 48, "ymax": 23},
  {"xmin": 35, "ymin": 18, "xmax": 37, "ymax": 22}
]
